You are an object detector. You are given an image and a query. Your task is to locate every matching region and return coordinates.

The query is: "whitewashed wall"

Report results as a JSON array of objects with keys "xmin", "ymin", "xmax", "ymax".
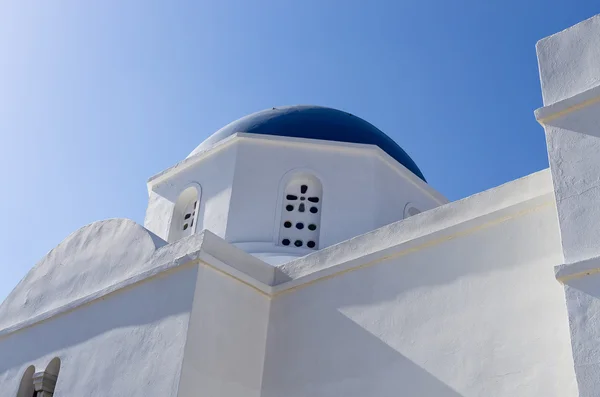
[
  {"xmin": 177, "ymin": 264, "xmax": 270, "ymax": 397},
  {"xmin": 536, "ymin": 13, "xmax": 600, "ymax": 397},
  {"xmin": 372, "ymin": 154, "xmax": 437, "ymax": 228},
  {"xmin": 230, "ymin": 137, "xmax": 443, "ymax": 247},
  {"xmin": 145, "ymin": 143, "xmax": 238, "ymax": 242},
  {"xmin": 0, "ymin": 266, "xmax": 196, "ymax": 397},
  {"xmin": 146, "ymin": 134, "xmax": 445, "ymax": 257},
  {"xmin": 261, "ymin": 193, "xmax": 577, "ymax": 396}
]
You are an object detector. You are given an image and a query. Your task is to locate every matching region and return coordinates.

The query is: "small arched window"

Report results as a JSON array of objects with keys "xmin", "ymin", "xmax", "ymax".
[
  {"xmin": 32, "ymin": 357, "xmax": 60, "ymax": 397},
  {"xmin": 45, "ymin": 357, "xmax": 61, "ymax": 379},
  {"xmin": 16, "ymin": 365, "xmax": 35, "ymax": 397},
  {"xmin": 404, "ymin": 203, "xmax": 421, "ymax": 218},
  {"xmin": 278, "ymin": 173, "xmax": 322, "ymax": 250},
  {"xmin": 169, "ymin": 185, "xmax": 201, "ymax": 242}
]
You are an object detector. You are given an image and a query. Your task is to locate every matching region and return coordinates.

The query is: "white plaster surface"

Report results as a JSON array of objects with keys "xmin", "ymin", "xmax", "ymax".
[
  {"xmin": 537, "ymin": 14, "xmax": 600, "ymax": 105},
  {"xmin": 145, "ymin": 142, "xmax": 238, "ymax": 242},
  {"xmin": 177, "ymin": 261, "xmax": 270, "ymax": 397},
  {"xmin": 146, "ymin": 133, "xmax": 446, "ymax": 258},
  {"xmin": 0, "ymin": 168, "xmax": 579, "ymax": 397},
  {"xmin": 562, "ymin": 274, "xmax": 600, "ymax": 397},
  {"xmin": 543, "ymin": 109, "xmax": 600, "ymax": 264},
  {"xmin": 0, "ymin": 265, "xmax": 197, "ymax": 397},
  {"xmin": 7, "ymin": 33, "xmax": 600, "ymax": 393},
  {"xmin": 0, "ymin": 226, "xmax": 282, "ymax": 396},
  {"xmin": 0, "ymin": 218, "xmax": 166, "ymax": 330},
  {"xmin": 276, "ymin": 169, "xmax": 554, "ymax": 284},
  {"xmin": 262, "ymin": 171, "xmax": 576, "ymax": 397},
  {"xmin": 536, "ymin": 14, "xmax": 600, "ymax": 397}
]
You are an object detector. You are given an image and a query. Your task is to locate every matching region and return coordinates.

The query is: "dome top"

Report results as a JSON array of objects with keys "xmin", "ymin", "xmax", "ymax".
[{"xmin": 189, "ymin": 105, "xmax": 425, "ymax": 181}]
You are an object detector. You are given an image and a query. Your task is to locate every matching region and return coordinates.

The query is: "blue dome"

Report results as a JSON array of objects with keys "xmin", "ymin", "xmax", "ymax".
[{"xmin": 190, "ymin": 105, "xmax": 426, "ymax": 182}]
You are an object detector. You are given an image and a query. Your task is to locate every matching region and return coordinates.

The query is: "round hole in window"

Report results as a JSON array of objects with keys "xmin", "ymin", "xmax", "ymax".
[
  {"xmin": 300, "ymin": 197, "xmax": 306, "ymax": 201},
  {"xmin": 286, "ymin": 204, "xmax": 294, "ymax": 211},
  {"xmin": 308, "ymin": 224, "xmax": 317, "ymax": 231},
  {"xmin": 183, "ymin": 224, "xmax": 188, "ymax": 230},
  {"xmin": 294, "ymin": 240, "xmax": 303, "ymax": 247},
  {"xmin": 284, "ymin": 221, "xmax": 292, "ymax": 228},
  {"xmin": 282, "ymin": 239, "xmax": 290, "ymax": 246},
  {"xmin": 307, "ymin": 241, "xmax": 316, "ymax": 248},
  {"xmin": 301, "ymin": 185, "xmax": 308, "ymax": 194},
  {"xmin": 310, "ymin": 206, "xmax": 318, "ymax": 214},
  {"xmin": 296, "ymin": 222, "xmax": 304, "ymax": 230}
]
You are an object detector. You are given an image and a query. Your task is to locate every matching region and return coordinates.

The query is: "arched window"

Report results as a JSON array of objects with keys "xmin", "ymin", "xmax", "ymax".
[
  {"xmin": 404, "ymin": 203, "xmax": 421, "ymax": 218},
  {"xmin": 32, "ymin": 357, "xmax": 60, "ymax": 396},
  {"xmin": 278, "ymin": 173, "xmax": 322, "ymax": 250},
  {"xmin": 16, "ymin": 365, "xmax": 35, "ymax": 397},
  {"xmin": 169, "ymin": 185, "xmax": 201, "ymax": 242},
  {"xmin": 45, "ymin": 357, "xmax": 61, "ymax": 379}
]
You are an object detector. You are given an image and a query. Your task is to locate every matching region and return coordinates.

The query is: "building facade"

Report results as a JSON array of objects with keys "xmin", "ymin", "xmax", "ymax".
[{"xmin": 2, "ymin": 13, "xmax": 600, "ymax": 397}]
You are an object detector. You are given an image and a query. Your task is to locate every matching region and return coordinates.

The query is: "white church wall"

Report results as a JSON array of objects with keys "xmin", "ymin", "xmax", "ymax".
[
  {"xmin": 177, "ymin": 263, "xmax": 270, "ymax": 397},
  {"xmin": 536, "ymin": 13, "xmax": 600, "ymax": 397},
  {"xmin": 262, "ymin": 173, "xmax": 577, "ymax": 397},
  {"xmin": 145, "ymin": 143, "xmax": 238, "ymax": 242},
  {"xmin": 226, "ymin": 135, "xmax": 443, "ymax": 251},
  {"xmin": 145, "ymin": 134, "xmax": 444, "ymax": 256},
  {"xmin": 0, "ymin": 265, "xmax": 197, "ymax": 397},
  {"xmin": 228, "ymin": 137, "xmax": 376, "ymax": 247},
  {"xmin": 372, "ymin": 156, "xmax": 442, "ymax": 228}
]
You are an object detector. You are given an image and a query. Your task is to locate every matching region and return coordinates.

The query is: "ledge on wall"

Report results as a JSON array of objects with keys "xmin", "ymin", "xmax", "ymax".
[
  {"xmin": 0, "ymin": 227, "xmax": 282, "ymax": 338},
  {"xmin": 0, "ymin": 169, "xmax": 555, "ymax": 337}
]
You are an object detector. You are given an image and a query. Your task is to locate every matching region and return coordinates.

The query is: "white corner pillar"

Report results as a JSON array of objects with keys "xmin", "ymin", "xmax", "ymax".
[{"xmin": 536, "ymin": 14, "xmax": 600, "ymax": 397}]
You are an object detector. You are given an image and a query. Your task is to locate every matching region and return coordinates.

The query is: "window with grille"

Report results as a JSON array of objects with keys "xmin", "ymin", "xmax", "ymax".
[
  {"xmin": 279, "ymin": 175, "xmax": 322, "ymax": 250},
  {"xmin": 404, "ymin": 203, "xmax": 421, "ymax": 218},
  {"xmin": 169, "ymin": 185, "xmax": 200, "ymax": 242}
]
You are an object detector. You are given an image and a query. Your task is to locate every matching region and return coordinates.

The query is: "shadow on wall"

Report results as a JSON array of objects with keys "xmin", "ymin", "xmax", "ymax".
[
  {"xmin": 0, "ymin": 265, "xmax": 197, "ymax": 376},
  {"xmin": 545, "ymin": 103, "xmax": 600, "ymax": 137},
  {"xmin": 261, "ymin": 207, "xmax": 563, "ymax": 397},
  {"xmin": 262, "ymin": 299, "xmax": 464, "ymax": 397},
  {"xmin": 562, "ymin": 273, "xmax": 600, "ymax": 394}
]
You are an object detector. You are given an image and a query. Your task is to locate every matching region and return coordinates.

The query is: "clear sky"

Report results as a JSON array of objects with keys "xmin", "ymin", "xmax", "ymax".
[{"xmin": 0, "ymin": 1, "xmax": 597, "ymax": 301}]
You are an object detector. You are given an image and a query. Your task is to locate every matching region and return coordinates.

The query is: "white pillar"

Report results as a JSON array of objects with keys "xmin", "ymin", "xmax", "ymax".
[{"xmin": 536, "ymin": 14, "xmax": 600, "ymax": 397}]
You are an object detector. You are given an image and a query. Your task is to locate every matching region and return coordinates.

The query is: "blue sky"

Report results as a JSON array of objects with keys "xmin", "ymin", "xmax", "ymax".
[{"xmin": 0, "ymin": 1, "xmax": 597, "ymax": 301}]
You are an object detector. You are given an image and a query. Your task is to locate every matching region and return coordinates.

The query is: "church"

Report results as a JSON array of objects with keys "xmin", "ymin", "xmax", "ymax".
[{"xmin": 4, "ymin": 13, "xmax": 600, "ymax": 397}]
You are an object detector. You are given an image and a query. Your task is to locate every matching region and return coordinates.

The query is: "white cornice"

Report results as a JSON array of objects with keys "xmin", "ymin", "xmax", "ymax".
[
  {"xmin": 535, "ymin": 83, "xmax": 600, "ymax": 124},
  {"xmin": 147, "ymin": 133, "xmax": 448, "ymax": 205}
]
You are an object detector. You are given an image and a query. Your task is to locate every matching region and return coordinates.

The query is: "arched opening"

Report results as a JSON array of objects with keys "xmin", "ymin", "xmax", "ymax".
[
  {"xmin": 45, "ymin": 357, "xmax": 60, "ymax": 378},
  {"xmin": 32, "ymin": 357, "xmax": 60, "ymax": 396},
  {"xmin": 169, "ymin": 185, "xmax": 201, "ymax": 242},
  {"xmin": 278, "ymin": 173, "xmax": 322, "ymax": 250},
  {"xmin": 16, "ymin": 365, "xmax": 35, "ymax": 397},
  {"xmin": 404, "ymin": 203, "xmax": 421, "ymax": 219}
]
